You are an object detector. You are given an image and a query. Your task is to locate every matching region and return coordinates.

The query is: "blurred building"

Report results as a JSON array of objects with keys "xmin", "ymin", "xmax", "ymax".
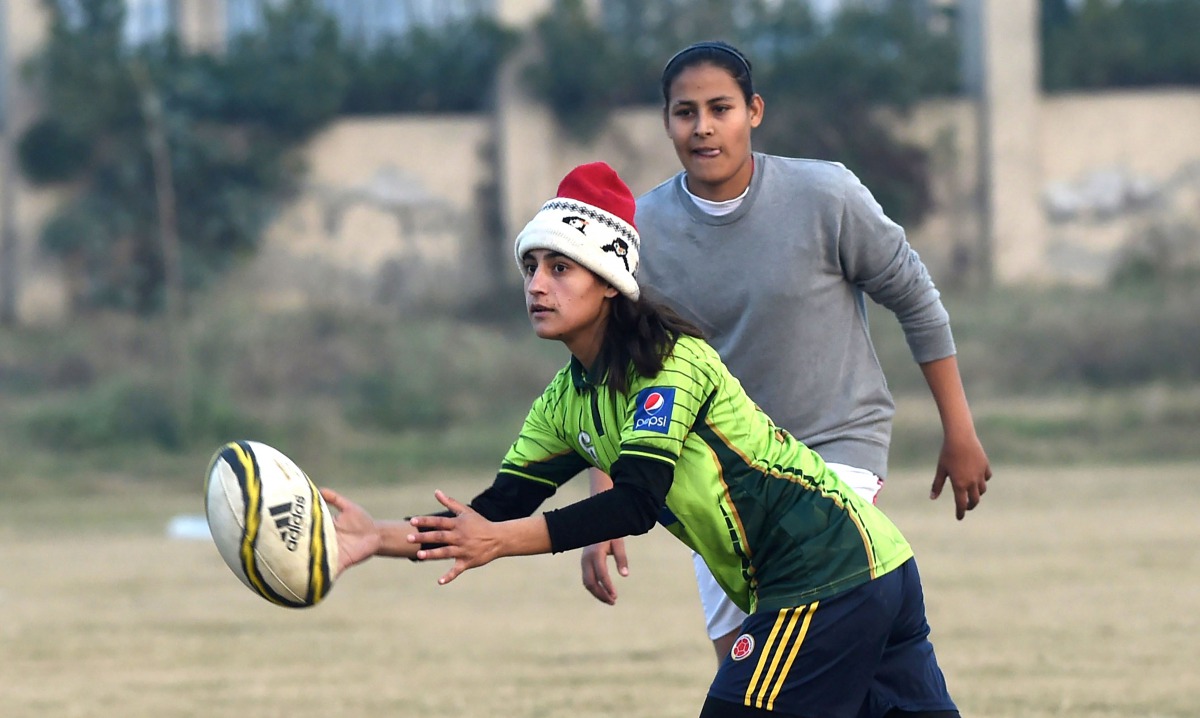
[
  {"xmin": 125, "ymin": 0, "xmax": 496, "ymax": 48},
  {"xmin": 1, "ymin": 0, "xmax": 1198, "ymax": 322}
]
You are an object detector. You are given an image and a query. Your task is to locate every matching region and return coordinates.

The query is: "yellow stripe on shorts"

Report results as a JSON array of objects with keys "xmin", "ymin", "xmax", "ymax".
[{"xmin": 744, "ymin": 601, "xmax": 819, "ymax": 711}]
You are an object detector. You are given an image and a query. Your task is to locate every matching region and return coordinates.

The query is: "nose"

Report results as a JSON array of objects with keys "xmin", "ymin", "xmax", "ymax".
[
  {"xmin": 694, "ymin": 110, "xmax": 714, "ymax": 137},
  {"xmin": 526, "ymin": 264, "xmax": 548, "ymax": 294}
]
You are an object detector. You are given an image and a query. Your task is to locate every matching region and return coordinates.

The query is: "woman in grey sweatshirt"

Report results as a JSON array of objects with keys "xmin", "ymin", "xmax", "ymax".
[{"xmin": 581, "ymin": 40, "xmax": 992, "ymax": 674}]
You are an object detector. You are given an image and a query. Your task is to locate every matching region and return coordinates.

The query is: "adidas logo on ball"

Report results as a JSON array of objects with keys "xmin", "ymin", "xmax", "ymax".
[
  {"xmin": 269, "ymin": 497, "xmax": 307, "ymax": 551},
  {"xmin": 204, "ymin": 441, "xmax": 338, "ymax": 608}
]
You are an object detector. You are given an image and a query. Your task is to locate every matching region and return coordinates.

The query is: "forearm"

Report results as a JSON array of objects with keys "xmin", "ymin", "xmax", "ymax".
[
  {"xmin": 375, "ymin": 520, "xmax": 421, "ymax": 560},
  {"xmin": 920, "ymin": 355, "xmax": 992, "ymax": 516},
  {"xmin": 919, "ymin": 355, "xmax": 978, "ymax": 439},
  {"xmin": 588, "ymin": 466, "xmax": 614, "ymax": 495},
  {"xmin": 493, "ymin": 515, "xmax": 553, "ymax": 557},
  {"xmin": 547, "ymin": 458, "xmax": 673, "ymax": 552},
  {"xmin": 470, "ymin": 473, "xmax": 558, "ymax": 521},
  {"xmin": 412, "ymin": 513, "xmax": 553, "ymax": 564}
]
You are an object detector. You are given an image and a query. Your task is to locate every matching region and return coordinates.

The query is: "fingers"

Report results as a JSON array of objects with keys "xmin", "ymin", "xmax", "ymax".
[
  {"xmin": 929, "ymin": 469, "xmax": 947, "ymax": 501},
  {"xmin": 433, "ymin": 489, "xmax": 468, "ymax": 515},
  {"xmin": 580, "ymin": 539, "xmax": 632, "ymax": 605},
  {"xmin": 319, "ymin": 487, "xmax": 347, "ymax": 511},
  {"xmin": 409, "ymin": 515, "xmax": 455, "ymax": 532},
  {"xmin": 950, "ymin": 473, "xmax": 976, "ymax": 520},
  {"xmin": 590, "ymin": 576, "xmax": 615, "ymax": 605},
  {"xmin": 438, "ymin": 561, "xmax": 467, "ymax": 585},
  {"xmin": 403, "ymin": 490, "xmax": 499, "ymax": 587},
  {"xmin": 953, "ymin": 483, "xmax": 969, "ymax": 521},
  {"xmin": 950, "ymin": 474, "xmax": 988, "ymax": 521},
  {"xmin": 611, "ymin": 538, "xmax": 630, "ymax": 578},
  {"xmin": 581, "ymin": 544, "xmax": 616, "ymax": 605},
  {"xmin": 409, "ymin": 539, "xmax": 471, "ymax": 586},
  {"xmin": 932, "ymin": 467, "xmax": 988, "ymax": 521},
  {"xmin": 406, "ymin": 525, "xmax": 460, "ymax": 561}
]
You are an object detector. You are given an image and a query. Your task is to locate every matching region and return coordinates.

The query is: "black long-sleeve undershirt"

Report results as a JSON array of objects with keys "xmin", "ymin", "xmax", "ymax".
[
  {"xmin": 413, "ymin": 455, "xmax": 674, "ymax": 556},
  {"xmin": 541, "ymin": 456, "xmax": 673, "ymax": 553}
]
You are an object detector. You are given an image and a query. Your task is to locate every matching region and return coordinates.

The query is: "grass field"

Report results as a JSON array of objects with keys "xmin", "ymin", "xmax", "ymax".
[{"xmin": 2, "ymin": 462, "xmax": 1197, "ymax": 717}]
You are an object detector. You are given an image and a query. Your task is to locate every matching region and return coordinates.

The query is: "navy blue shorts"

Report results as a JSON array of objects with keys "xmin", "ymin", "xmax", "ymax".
[{"xmin": 703, "ymin": 558, "xmax": 957, "ymax": 718}]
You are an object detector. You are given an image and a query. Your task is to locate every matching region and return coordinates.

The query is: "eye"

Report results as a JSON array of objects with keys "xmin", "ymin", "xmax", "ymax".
[
  {"xmin": 673, "ymin": 107, "xmax": 694, "ymax": 118},
  {"xmin": 713, "ymin": 104, "xmax": 732, "ymax": 114},
  {"xmin": 553, "ymin": 262, "xmax": 571, "ymax": 274},
  {"xmin": 522, "ymin": 262, "xmax": 536, "ymax": 276}
]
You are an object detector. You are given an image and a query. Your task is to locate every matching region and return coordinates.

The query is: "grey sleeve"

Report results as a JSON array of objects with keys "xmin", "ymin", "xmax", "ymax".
[{"xmin": 836, "ymin": 170, "xmax": 956, "ymax": 363}]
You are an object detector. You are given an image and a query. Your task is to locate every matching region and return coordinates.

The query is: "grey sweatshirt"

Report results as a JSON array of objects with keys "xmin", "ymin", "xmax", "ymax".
[{"xmin": 636, "ymin": 153, "xmax": 955, "ymax": 478}]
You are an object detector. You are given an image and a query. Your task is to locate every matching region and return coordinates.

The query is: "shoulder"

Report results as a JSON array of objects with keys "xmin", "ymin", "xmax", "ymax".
[
  {"xmin": 756, "ymin": 154, "xmax": 887, "ymax": 226},
  {"xmin": 671, "ymin": 334, "xmax": 719, "ymax": 362},
  {"xmin": 638, "ymin": 173, "xmax": 681, "ymax": 203},
  {"xmin": 532, "ymin": 364, "xmax": 576, "ymax": 411},
  {"xmin": 635, "ymin": 174, "xmax": 684, "ymax": 219},
  {"xmin": 758, "ymin": 154, "xmax": 863, "ymax": 196},
  {"xmin": 661, "ymin": 335, "xmax": 723, "ymax": 380},
  {"xmin": 623, "ymin": 336, "xmax": 720, "ymax": 396}
]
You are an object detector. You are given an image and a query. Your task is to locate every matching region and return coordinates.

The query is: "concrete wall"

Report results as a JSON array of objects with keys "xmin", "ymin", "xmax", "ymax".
[
  {"xmin": 242, "ymin": 87, "xmax": 1200, "ymax": 307},
  {"xmin": 891, "ymin": 98, "xmax": 982, "ymax": 286},
  {"xmin": 978, "ymin": 0, "xmax": 1048, "ymax": 284},
  {"xmin": 247, "ymin": 116, "xmax": 493, "ymax": 310},
  {"xmin": 1037, "ymin": 90, "xmax": 1200, "ymax": 283},
  {"xmin": 886, "ymin": 89, "xmax": 1200, "ymax": 285},
  {"xmin": 244, "ymin": 106, "xmax": 681, "ymax": 310},
  {"xmin": 11, "ymin": 88, "xmax": 1200, "ymax": 320}
]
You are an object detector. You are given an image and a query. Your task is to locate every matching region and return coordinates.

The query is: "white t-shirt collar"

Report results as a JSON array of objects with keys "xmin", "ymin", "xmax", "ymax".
[{"xmin": 680, "ymin": 174, "xmax": 749, "ymax": 217}]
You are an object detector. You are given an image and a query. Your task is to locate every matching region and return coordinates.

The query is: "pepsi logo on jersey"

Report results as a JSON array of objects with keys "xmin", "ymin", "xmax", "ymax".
[{"xmin": 633, "ymin": 387, "xmax": 675, "ymax": 434}]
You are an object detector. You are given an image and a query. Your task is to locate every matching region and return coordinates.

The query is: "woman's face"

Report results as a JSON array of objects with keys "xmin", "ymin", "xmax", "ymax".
[
  {"xmin": 522, "ymin": 249, "xmax": 618, "ymax": 366},
  {"xmin": 664, "ymin": 63, "xmax": 764, "ymax": 202}
]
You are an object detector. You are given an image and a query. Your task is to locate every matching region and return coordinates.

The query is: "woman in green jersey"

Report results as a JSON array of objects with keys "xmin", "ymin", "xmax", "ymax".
[{"xmin": 322, "ymin": 162, "xmax": 960, "ymax": 718}]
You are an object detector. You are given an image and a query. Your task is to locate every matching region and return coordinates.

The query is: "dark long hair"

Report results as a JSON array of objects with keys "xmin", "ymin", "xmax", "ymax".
[{"xmin": 593, "ymin": 294, "xmax": 706, "ymax": 395}]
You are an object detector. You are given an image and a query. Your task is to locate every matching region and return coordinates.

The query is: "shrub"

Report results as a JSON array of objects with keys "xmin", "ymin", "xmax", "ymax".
[{"xmin": 23, "ymin": 377, "xmax": 263, "ymax": 451}]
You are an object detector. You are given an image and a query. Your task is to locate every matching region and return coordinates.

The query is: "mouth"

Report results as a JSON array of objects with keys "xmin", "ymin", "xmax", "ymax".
[
  {"xmin": 529, "ymin": 303, "xmax": 552, "ymax": 317},
  {"xmin": 691, "ymin": 146, "xmax": 720, "ymax": 158}
]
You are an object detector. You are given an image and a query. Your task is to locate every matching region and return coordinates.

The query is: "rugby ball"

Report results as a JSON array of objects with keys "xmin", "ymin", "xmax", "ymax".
[{"xmin": 204, "ymin": 440, "xmax": 338, "ymax": 608}]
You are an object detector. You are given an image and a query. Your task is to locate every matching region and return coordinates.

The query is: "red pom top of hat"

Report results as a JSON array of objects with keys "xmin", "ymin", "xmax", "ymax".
[{"xmin": 556, "ymin": 162, "xmax": 637, "ymax": 230}]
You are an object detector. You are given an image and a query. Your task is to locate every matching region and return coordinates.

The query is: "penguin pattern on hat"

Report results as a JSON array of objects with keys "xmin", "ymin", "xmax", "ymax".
[{"xmin": 514, "ymin": 162, "xmax": 642, "ymax": 300}]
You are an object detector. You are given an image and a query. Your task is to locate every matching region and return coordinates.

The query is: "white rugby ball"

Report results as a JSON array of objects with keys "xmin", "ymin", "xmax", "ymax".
[{"xmin": 204, "ymin": 440, "xmax": 338, "ymax": 608}]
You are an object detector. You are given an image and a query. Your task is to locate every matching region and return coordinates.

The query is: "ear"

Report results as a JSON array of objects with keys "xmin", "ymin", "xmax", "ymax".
[
  {"xmin": 604, "ymin": 284, "xmax": 620, "ymax": 300},
  {"xmin": 662, "ymin": 107, "xmax": 670, "ymax": 134},
  {"xmin": 748, "ymin": 94, "xmax": 765, "ymax": 129}
]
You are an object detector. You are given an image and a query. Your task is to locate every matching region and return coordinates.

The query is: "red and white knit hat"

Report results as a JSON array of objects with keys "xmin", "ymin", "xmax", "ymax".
[{"xmin": 514, "ymin": 162, "xmax": 641, "ymax": 300}]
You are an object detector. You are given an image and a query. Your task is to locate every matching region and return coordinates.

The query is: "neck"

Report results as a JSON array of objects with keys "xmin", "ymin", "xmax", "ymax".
[
  {"xmin": 567, "ymin": 334, "xmax": 603, "ymax": 371},
  {"xmin": 689, "ymin": 153, "xmax": 754, "ymax": 201},
  {"xmin": 563, "ymin": 311, "xmax": 609, "ymax": 370}
]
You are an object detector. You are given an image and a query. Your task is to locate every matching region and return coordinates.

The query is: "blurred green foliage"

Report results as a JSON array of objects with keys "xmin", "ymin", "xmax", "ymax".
[
  {"xmin": 1, "ymin": 279, "xmax": 1198, "ymax": 477},
  {"xmin": 1042, "ymin": 0, "xmax": 1200, "ymax": 91},
  {"xmin": 10, "ymin": 0, "xmax": 1200, "ymax": 480},
  {"xmin": 17, "ymin": 0, "xmax": 515, "ymax": 316},
  {"xmin": 528, "ymin": 0, "xmax": 959, "ymax": 227},
  {"xmin": 17, "ymin": 0, "xmax": 1200, "ymax": 318},
  {"xmin": 871, "ymin": 275, "xmax": 1200, "ymax": 396},
  {"xmin": 20, "ymin": 0, "xmax": 342, "ymax": 314},
  {"xmin": 24, "ymin": 376, "xmax": 259, "ymax": 451},
  {"xmin": 340, "ymin": 17, "xmax": 518, "ymax": 114}
]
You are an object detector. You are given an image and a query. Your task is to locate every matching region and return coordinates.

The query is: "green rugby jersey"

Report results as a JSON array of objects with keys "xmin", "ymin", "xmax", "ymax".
[{"xmin": 500, "ymin": 334, "xmax": 913, "ymax": 614}]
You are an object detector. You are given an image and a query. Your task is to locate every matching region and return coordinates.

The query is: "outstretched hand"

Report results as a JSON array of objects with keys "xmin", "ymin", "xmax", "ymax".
[
  {"xmin": 929, "ymin": 433, "xmax": 992, "ymax": 520},
  {"xmin": 408, "ymin": 490, "xmax": 504, "ymax": 586},
  {"xmin": 320, "ymin": 488, "xmax": 382, "ymax": 576}
]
